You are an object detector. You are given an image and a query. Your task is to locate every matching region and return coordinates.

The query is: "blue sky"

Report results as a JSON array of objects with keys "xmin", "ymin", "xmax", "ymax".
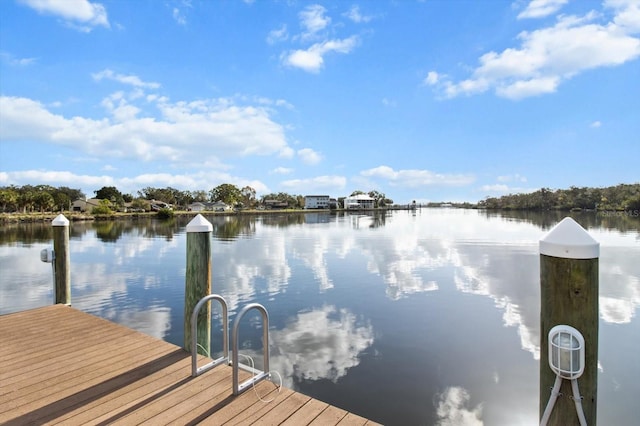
[{"xmin": 0, "ymin": 0, "xmax": 638, "ymax": 204}]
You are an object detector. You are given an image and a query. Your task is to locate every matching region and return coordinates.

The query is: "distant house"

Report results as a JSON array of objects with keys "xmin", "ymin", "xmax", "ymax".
[
  {"xmin": 211, "ymin": 201, "xmax": 230, "ymax": 212},
  {"xmin": 344, "ymin": 194, "xmax": 375, "ymax": 209},
  {"xmin": 71, "ymin": 198, "xmax": 103, "ymax": 213},
  {"xmin": 149, "ymin": 200, "xmax": 172, "ymax": 211},
  {"xmin": 304, "ymin": 195, "xmax": 330, "ymax": 209},
  {"xmin": 264, "ymin": 199, "xmax": 288, "ymax": 210},
  {"xmin": 188, "ymin": 202, "xmax": 206, "ymax": 212}
]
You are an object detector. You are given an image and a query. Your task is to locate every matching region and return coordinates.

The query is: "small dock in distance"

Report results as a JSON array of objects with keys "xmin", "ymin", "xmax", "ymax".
[{"xmin": 0, "ymin": 305, "xmax": 379, "ymax": 425}]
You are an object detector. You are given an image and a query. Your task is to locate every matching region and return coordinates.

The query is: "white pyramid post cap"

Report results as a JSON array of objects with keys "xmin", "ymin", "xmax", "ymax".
[
  {"xmin": 539, "ymin": 217, "xmax": 599, "ymax": 259},
  {"xmin": 186, "ymin": 214, "xmax": 213, "ymax": 233},
  {"xmin": 52, "ymin": 214, "xmax": 69, "ymax": 227}
]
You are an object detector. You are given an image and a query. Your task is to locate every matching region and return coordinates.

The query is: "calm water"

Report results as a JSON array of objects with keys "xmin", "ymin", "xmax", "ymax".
[{"xmin": 1, "ymin": 209, "xmax": 638, "ymax": 425}]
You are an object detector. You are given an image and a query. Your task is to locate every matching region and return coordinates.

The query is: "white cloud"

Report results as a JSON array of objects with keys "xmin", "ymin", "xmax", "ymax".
[
  {"xmin": 92, "ymin": 69, "xmax": 161, "ymax": 89},
  {"xmin": 608, "ymin": 0, "xmax": 640, "ymax": 33},
  {"xmin": 299, "ymin": 4, "xmax": 331, "ymax": 39},
  {"xmin": 424, "ymin": 71, "xmax": 441, "ymax": 85},
  {"xmin": 283, "ymin": 36, "xmax": 359, "ymax": 73},
  {"xmin": 518, "ymin": 0, "xmax": 569, "ymax": 19},
  {"xmin": 382, "ymin": 97, "xmax": 397, "ymax": 107},
  {"xmin": 497, "ymin": 174, "xmax": 528, "ymax": 183},
  {"xmin": 271, "ymin": 167, "xmax": 294, "ymax": 175},
  {"xmin": 19, "ymin": 0, "xmax": 110, "ymax": 31},
  {"xmin": 281, "ymin": 175, "xmax": 347, "ymax": 192},
  {"xmin": 0, "ymin": 51, "xmax": 37, "ymax": 66},
  {"xmin": 435, "ymin": 387, "xmax": 484, "ymax": 426},
  {"xmin": 429, "ymin": 2, "xmax": 640, "ymax": 99},
  {"xmin": 267, "ymin": 25, "xmax": 288, "ymax": 44},
  {"xmin": 0, "ymin": 94, "xmax": 290, "ymax": 165},
  {"xmin": 590, "ymin": 120, "xmax": 602, "ymax": 128},
  {"xmin": 344, "ymin": 5, "xmax": 372, "ymax": 23},
  {"xmin": 172, "ymin": 8, "xmax": 186, "ymax": 26},
  {"xmin": 279, "ymin": 146, "xmax": 295, "ymax": 159},
  {"xmin": 278, "ymin": 4, "xmax": 361, "ymax": 73},
  {"xmin": 361, "ymin": 166, "xmax": 475, "ymax": 187},
  {"xmin": 297, "ymin": 147, "xmax": 322, "ymax": 165},
  {"xmin": 480, "ymin": 183, "xmax": 535, "ymax": 194},
  {"xmin": 480, "ymin": 184, "xmax": 510, "ymax": 193}
]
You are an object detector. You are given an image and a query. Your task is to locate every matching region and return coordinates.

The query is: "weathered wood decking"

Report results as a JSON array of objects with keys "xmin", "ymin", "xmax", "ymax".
[{"xmin": 0, "ymin": 305, "xmax": 378, "ymax": 425}]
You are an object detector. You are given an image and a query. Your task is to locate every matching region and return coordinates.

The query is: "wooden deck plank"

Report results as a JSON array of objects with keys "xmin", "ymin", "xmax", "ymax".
[
  {"xmin": 0, "ymin": 305, "xmax": 380, "ymax": 426},
  {"xmin": 250, "ymin": 390, "xmax": 312, "ymax": 425},
  {"xmin": 100, "ymin": 364, "xmax": 232, "ymax": 425},
  {"xmin": 2, "ymin": 333, "xmax": 158, "ymax": 390},
  {"xmin": 36, "ymin": 351, "xmax": 189, "ymax": 425},
  {"xmin": 337, "ymin": 412, "xmax": 371, "ymax": 425},
  {"xmin": 280, "ymin": 398, "xmax": 331, "ymax": 425},
  {"xmin": 1, "ymin": 343, "xmax": 176, "ymax": 421},
  {"xmin": 310, "ymin": 405, "xmax": 350, "ymax": 425},
  {"xmin": 136, "ymin": 368, "xmax": 268, "ymax": 426}
]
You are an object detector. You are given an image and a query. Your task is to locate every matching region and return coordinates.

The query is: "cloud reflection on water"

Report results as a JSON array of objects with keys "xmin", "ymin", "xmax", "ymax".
[
  {"xmin": 435, "ymin": 386, "xmax": 484, "ymax": 426},
  {"xmin": 269, "ymin": 305, "xmax": 374, "ymax": 388}
]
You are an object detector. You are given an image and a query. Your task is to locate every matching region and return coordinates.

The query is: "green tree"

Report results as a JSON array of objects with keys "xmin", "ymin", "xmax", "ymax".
[
  {"xmin": 33, "ymin": 191, "xmax": 55, "ymax": 212},
  {"xmin": 241, "ymin": 186, "xmax": 256, "ymax": 209},
  {"xmin": 91, "ymin": 199, "xmax": 113, "ymax": 215},
  {"xmin": 130, "ymin": 198, "xmax": 150, "ymax": 211},
  {"xmin": 95, "ymin": 186, "xmax": 125, "ymax": 206},
  {"xmin": 0, "ymin": 187, "xmax": 19, "ymax": 212},
  {"xmin": 368, "ymin": 190, "xmax": 386, "ymax": 208},
  {"xmin": 210, "ymin": 184, "xmax": 242, "ymax": 205},
  {"xmin": 18, "ymin": 187, "xmax": 36, "ymax": 213},
  {"xmin": 52, "ymin": 192, "xmax": 70, "ymax": 212},
  {"xmin": 190, "ymin": 190, "xmax": 208, "ymax": 203},
  {"xmin": 56, "ymin": 186, "xmax": 84, "ymax": 202}
]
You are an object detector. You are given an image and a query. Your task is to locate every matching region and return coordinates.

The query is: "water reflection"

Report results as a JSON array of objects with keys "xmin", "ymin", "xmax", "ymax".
[
  {"xmin": 1, "ymin": 210, "xmax": 638, "ymax": 425},
  {"xmin": 270, "ymin": 305, "xmax": 374, "ymax": 387},
  {"xmin": 435, "ymin": 387, "xmax": 483, "ymax": 426}
]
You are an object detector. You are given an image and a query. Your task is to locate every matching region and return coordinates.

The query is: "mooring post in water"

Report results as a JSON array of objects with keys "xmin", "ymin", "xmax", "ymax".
[
  {"xmin": 184, "ymin": 214, "xmax": 213, "ymax": 355},
  {"xmin": 52, "ymin": 214, "xmax": 71, "ymax": 305},
  {"xmin": 539, "ymin": 217, "xmax": 599, "ymax": 425}
]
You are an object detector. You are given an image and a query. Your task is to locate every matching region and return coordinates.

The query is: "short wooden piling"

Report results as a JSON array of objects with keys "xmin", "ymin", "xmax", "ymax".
[
  {"xmin": 539, "ymin": 217, "xmax": 599, "ymax": 425},
  {"xmin": 184, "ymin": 214, "xmax": 213, "ymax": 355},
  {"xmin": 52, "ymin": 214, "xmax": 70, "ymax": 305}
]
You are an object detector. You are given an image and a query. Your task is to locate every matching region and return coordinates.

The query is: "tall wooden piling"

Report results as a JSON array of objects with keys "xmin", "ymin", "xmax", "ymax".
[
  {"xmin": 539, "ymin": 217, "xmax": 599, "ymax": 425},
  {"xmin": 184, "ymin": 214, "xmax": 213, "ymax": 355},
  {"xmin": 52, "ymin": 214, "xmax": 70, "ymax": 305}
]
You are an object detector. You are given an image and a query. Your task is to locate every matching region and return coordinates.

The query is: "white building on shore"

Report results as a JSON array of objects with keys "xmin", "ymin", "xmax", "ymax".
[
  {"xmin": 304, "ymin": 195, "xmax": 330, "ymax": 209},
  {"xmin": 343, "ymin": 194, "xmax": 375, "ymax": 209}
]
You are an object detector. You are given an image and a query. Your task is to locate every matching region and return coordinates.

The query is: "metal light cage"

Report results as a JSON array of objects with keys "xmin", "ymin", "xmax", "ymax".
[{"xmin": 548, "ymin": 325, "xmax": 585, "ymax": 379}]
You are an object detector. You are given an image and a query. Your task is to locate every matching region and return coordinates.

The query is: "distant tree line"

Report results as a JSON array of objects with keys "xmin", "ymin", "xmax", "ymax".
[
  {"xmin": 0, "ymin": 184, "xmax": 395, "ymax": 213},
  {"xmin": 478, "ymin": 184, "xmax": 640, "ymax": 211},
  {"xmin": 0, "ymin": 185, "xmax": 85, "ymax": 213},
  {"xmin": 7, "ymin": 182, "xmax": 634, "ymax": 214}
]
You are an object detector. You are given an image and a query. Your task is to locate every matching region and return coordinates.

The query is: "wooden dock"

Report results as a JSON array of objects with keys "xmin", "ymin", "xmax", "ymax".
[{"xmin": 0, "ymin": 305, "xmax": 379, "ymax": 425}]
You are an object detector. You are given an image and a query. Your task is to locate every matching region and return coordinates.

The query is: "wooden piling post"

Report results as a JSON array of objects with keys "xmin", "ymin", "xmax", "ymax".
[
  {"xmin": 52, "ymin": 214, "xmax": 70, "ymax": 305},
  {"xmin": 184, "ymin": 214, "xmax": 213, "ymax": 355},
  {"xmin": 539, "ymin": 217, "xmax": 599, "ymax": 425}
]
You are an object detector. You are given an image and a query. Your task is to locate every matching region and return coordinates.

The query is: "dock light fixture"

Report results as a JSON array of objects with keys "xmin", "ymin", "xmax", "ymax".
[
  {"xmin": 540, "ymin": 325, "xmax": 588, "ymax": 426},
  {"xmin": 40, "ymin": 248, "xmax": 54, "ymax": 263},
  {"xmin": 549, "ymin": 325, "xmax": 585, "ymax": 380}
]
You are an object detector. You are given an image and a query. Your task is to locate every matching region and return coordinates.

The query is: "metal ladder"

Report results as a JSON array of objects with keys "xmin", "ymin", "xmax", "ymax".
[
  {"xmin": 190, "ymin": 294, "xmax": 271, "ymax": 396},
  {"xmin": 190, "ymin": 294, "xmax": 229, "ymax": 377}
]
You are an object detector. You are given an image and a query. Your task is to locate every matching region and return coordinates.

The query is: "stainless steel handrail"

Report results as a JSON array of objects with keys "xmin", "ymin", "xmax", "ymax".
[
  {"xmin": 191, "ymin": 294, "xmax": 229, "ymax": 377},
  {"xmin": 231, "ymin": 303, "xmax": 270, "ymax": 395}
]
